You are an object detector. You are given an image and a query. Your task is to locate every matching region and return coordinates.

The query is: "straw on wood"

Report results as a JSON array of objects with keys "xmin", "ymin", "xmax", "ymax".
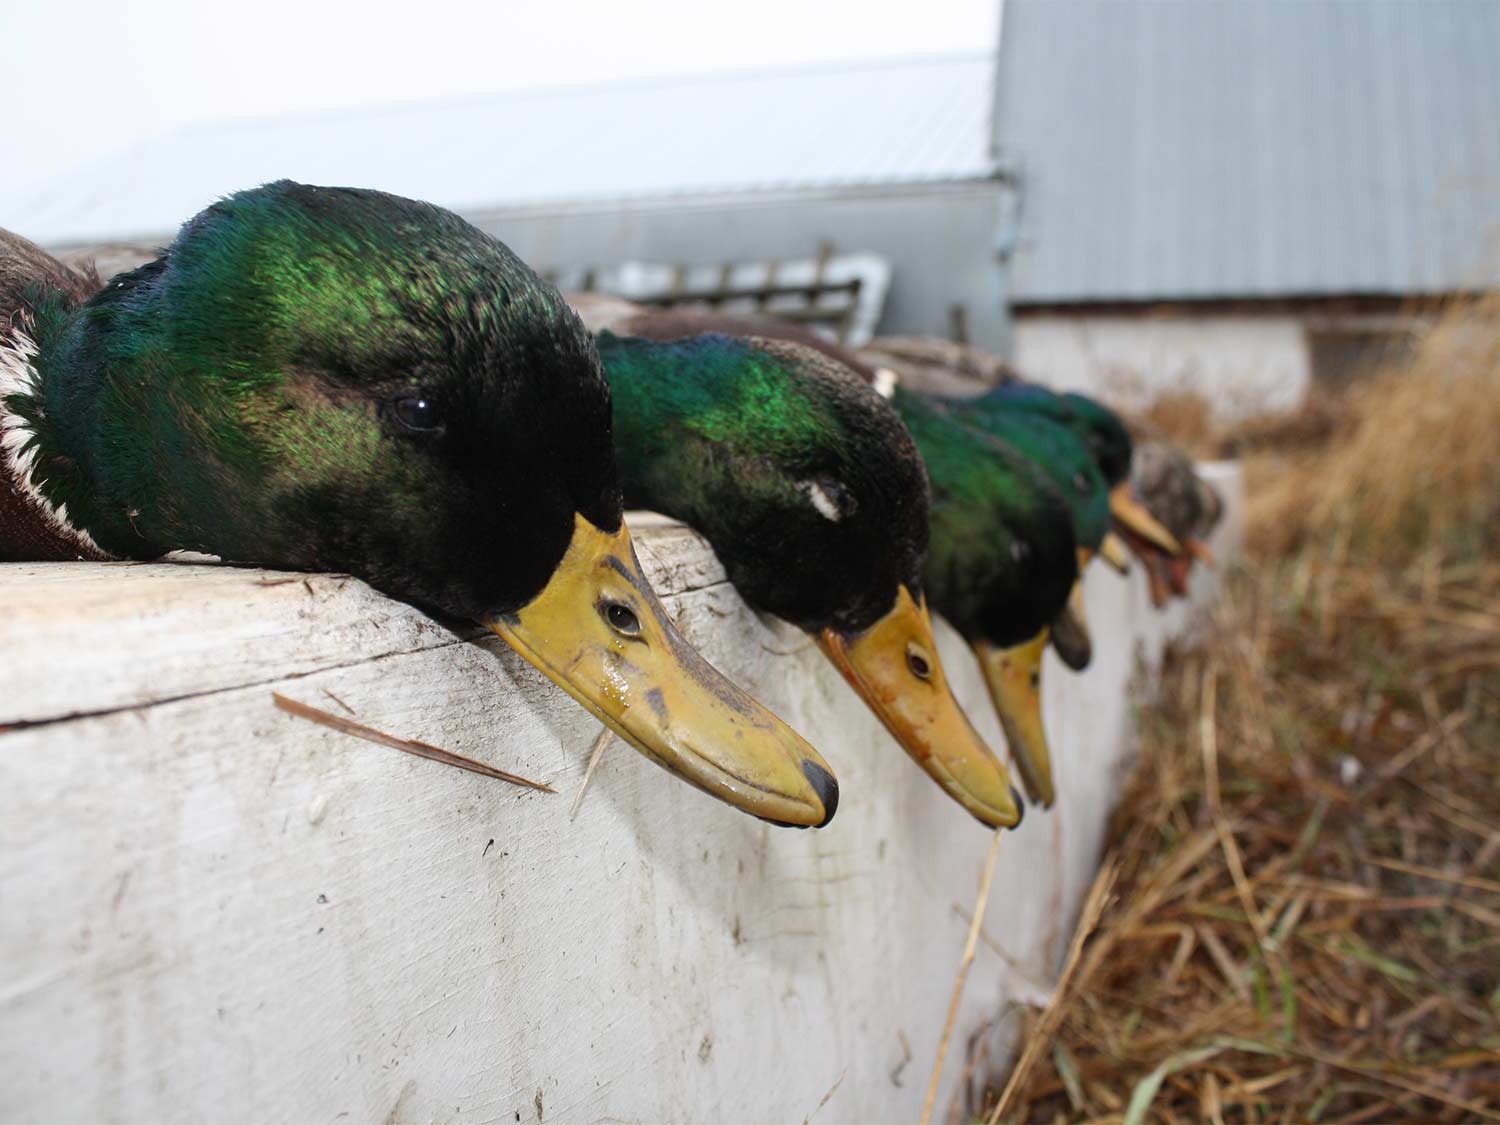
[
  {"xmin": 272, "ymin": 692, "xmax": 556, "ymax": 793},
  {"xmin": 921, "ymin": 828, "xmax": 1004, "ymax": 1125},
  {"xmin": 570, "ymin": 725, "xmax": 616, "ymax": 817}
]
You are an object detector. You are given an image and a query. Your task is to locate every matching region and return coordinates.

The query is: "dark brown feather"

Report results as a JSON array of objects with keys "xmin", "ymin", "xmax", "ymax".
[
  {"xmin": 0, "ymin": 229, "xmax": 109, "ymax": 561},
  {"xmin": 0, "ymin": 229, "xmax": 102, "ymax": 329},
  {"xmin": 566, "ymin": 293, "xmax": 884, "ymax": 381}
]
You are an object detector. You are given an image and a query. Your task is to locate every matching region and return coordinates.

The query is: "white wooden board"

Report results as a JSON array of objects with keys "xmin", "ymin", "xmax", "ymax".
[{"xmin": 0, "ymin": 465, "xmax": 1240, "ymax": 1124}]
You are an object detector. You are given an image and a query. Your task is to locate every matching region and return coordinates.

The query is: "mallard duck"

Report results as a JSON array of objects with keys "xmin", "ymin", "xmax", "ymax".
[
  {"xmin": 854, "ymin": 338, "xmax": 1180, "ymax": 568},
  {"xmin": 585, "ymin": 319, "xmax": 1125, "ymax": 674},
  {"xmin": 929, "ymin": 397, "xmax": 1113, "ymax": 671},
  {"xmin": 743, "ymin": 333, "xmax": 1114, "ymax": 673},
  {"xmin": 1123, "ymin": 440, "xmax": 1224, "ymax": 606},
  {"xmin": 0, "ymin": 181, "xmax": 838, "ymax": 828},
  {"xmin": 576, "ymin": 301, "xmax": 1077, "ymax": 810},
  {"xmin": 891, "ymin": 386, "xmax": 1078, "ymax": 809},
  {"xmin": 589, "ymin": 326, "xmax": 1022, "ymax": 829},
  {"xmin": 940, "ymin": 384, "xmax": 1181, "ymax": 563}
]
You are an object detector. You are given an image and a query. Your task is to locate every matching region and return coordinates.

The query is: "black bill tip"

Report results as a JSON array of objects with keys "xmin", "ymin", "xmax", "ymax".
[
  {"xmin": 802, "ymin": 759, "xmax": 840, "ymax": 828},
  {"xmin": 968, "ymin": 784, "xmax": 1028, "ymax": 830},
  {"xmin": 755, "ymin": 761, "xmax": 841, "ymax": 830}
]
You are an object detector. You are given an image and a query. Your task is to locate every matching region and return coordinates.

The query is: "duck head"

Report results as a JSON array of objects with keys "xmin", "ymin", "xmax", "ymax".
[
  {"xmin": 940, "ymin": 391, "xmax": 1123, "ymax": 670},
  {"xmin": 964, "ymin": 384, "xmax": 1180, "ymax": 556},
  {"xmin": 597, "ymin": 329, "xmax": 1021, "ymax": 829},
  {"xmin": 894, "ymin": 387, "xmax": 1079, "ymax": 810},
  {"xmin": 1058, "ymin": 392, "xmax": 1181, "ymax": 555},
  {"xmin": 10, "ymin": 182, "xmax": 835, "ymax": 826},
  {"xmin": 1122, "ymin": 440, "xmax": 1223, "ymax": 604}
]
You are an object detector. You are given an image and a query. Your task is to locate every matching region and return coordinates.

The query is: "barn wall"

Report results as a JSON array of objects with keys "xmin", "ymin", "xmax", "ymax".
[{"xmin": 471, "ymin": 185, "xmax": 1013, "ymax": 353}]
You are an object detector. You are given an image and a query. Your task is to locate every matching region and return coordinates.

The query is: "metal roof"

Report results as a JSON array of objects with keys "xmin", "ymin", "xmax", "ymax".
[
  {"xmin": 8, "ymin": 53, "xmax": 1001, "ymax": 247},
  {"xmin": 999, "ymin": 0, "xmax": 1500, "ymax": 303}
]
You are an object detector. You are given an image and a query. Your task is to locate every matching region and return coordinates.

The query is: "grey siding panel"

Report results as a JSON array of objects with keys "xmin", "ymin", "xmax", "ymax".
[
  {"xmin": 476, "ymin": 188, "xmax": 1011, "ymax": 352},
  {"xmin": 1000, "ymin": 0, "xmax": 1500, "ymax": 302}
]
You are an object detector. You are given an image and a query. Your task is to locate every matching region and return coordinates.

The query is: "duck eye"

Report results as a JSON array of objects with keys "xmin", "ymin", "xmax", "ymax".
[
  {"xmin": 906, "ymin": 644, "xmax": 933, "ymax": 681},
  {"xmin": 391, "ymin": 394, "xmax": 442, "ymax": 433},
  {"xmin": 603, "ymin": 601, "xmax": 642, "ymax": 638}
]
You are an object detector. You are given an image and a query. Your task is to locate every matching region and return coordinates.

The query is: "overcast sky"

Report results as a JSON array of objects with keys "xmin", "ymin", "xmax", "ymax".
[{"xmin": 1, "ymin": 0, "xmax": 999, "ymax": 209}]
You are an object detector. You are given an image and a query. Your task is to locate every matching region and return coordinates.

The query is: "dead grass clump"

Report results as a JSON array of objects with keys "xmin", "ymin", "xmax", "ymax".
[
  {"xmin": 1132, "ymin": 392, "xmax": 1221, "ymax": 457},
  {"xmin": 1126, "ymin": 386, "xmax": 1352, "ymax": 466},
  {"xmin": 1301, "ymin": 294, "xmax": 1500, "ymax": 568},
  {"xmin": 1247, "ymin": 293, "xmax": 1500, "ymax": 566},
  {"xmin": 979, "ymin": 294, "xmax": 1500, "ymax": 1123}
]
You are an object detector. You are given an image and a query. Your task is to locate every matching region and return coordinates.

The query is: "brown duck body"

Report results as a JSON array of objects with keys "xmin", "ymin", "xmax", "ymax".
[
  {"xmin": 566, "ymin": 294, "xmax": 873, "ymax": 374},
  {"xmin": 859, "ymin": 337, "xmax": 1020, "ymax": 395},
  {"xmin": 566, "ymin": 303, "xmax": 1020, "ymax": 404},
  {"xmin": 0, "ymin": 231, "xmax": 107, "ymax": 562}
]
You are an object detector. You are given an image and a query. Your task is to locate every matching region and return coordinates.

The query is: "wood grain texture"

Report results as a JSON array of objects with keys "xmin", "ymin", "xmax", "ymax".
[{"xmin": 0, "ymin": 471, "xmax": 1240, "ymax": 1124}]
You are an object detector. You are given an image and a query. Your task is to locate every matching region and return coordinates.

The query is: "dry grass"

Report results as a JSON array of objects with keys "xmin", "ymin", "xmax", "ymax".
[
  {"xmin": 1251, "ymin": 293, "xmax": 1500, "ymax": 567},
  {"xmin": 974, "ymin": 295, "xmax": 1500, "ymax": 1123},
  {"xmin": 1134, "ymin": 387, "xmax": 1350, "ymax": 464}
]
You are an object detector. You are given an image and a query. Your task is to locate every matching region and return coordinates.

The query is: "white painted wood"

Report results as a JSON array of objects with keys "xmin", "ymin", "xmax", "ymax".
[{"xmin": 0, "ymin": 471, "xmax": 1240, "ymax": 1125}]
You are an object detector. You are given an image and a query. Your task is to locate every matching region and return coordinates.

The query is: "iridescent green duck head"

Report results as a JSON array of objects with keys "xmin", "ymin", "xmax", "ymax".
[
  {"xmin": 936, "ymin": 391, "xmax": 1117, "ymax": 669},
  {"xmin": 595, "ymin": 328, "xmax": 1022, "ymax": 829},
  {"xmin": 967, "ymin": 384, "xmax": 1180, "ymax": 560},
  {"xmin": 2, "ymin": 181, "xmax": 836, "ymax": 827},
  {"xmin": 893, "ymin": 385, "xmax": 1079, "ymax": 809}
]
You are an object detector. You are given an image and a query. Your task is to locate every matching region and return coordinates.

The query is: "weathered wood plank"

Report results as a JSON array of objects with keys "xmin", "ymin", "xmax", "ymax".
[
  {"xmin": 0, "ymin": 469, "xmax": 1241, "ymax": 1124},
  {"xmin": 1, "ymin": 519, "xmax": 727, "ymax": 729}
]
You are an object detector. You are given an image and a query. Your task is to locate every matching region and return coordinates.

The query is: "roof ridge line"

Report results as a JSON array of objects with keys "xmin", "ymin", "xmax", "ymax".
[{"xmin": 169, "ymin": 49, "xmax": 998, "ymax": 141}]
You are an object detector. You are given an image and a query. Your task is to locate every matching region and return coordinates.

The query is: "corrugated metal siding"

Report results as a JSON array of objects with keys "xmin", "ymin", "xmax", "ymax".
[
  {"xmin": 1000, "ymin": 0, "xmax": 1500, "ymax": 302},
  {"xmin": 9, "ymin": 54, "xmax": 1000, "ymax": 247}
]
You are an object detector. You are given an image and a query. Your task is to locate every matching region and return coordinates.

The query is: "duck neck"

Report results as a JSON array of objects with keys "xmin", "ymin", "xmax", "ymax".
[
  {"xmin": 601, "ymin": 334, "xmax": 754, "ymax": 527},
  {"xmin": 1, "ymin": 282, "xmax": 168, "ymax": 560}
]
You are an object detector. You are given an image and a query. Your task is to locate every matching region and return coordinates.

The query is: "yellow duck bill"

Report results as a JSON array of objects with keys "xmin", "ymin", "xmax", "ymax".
[
  {"xmin": 486, "ymin": 514, "xmax": 838, "ymax": 827},
  {"xmin": 1098, "ymin": 530, "xmax": 1133, "ymax": 574},
  {"xmin": 816, "ymin": 586, "xmax": 1022, "ymax": 829},
  {"xmin": 1067, "ymin": 573, "xmax": 1090, "ymax": 633},
  {"xmin": 975, "ymin": 629, "xmax": 1056, "ymax": 809},
  {"xmin": 1049, "ymin": 573, "xmax": 1093, "ymax": 673},
  {"xmin": 1108, "ymin": 482, "xmax": 1182, "ymax": 556}
]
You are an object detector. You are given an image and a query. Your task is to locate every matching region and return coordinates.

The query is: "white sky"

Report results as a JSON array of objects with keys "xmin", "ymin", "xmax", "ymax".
[{"xmin": 1, "ymin": 0, "xmax": 999, "ymax": 208}]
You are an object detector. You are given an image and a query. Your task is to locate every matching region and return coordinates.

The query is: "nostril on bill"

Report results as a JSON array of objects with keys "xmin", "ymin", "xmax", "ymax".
[{"xmin": 802, "ymin": 760, "xmax": 840, "ymax": 828}]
